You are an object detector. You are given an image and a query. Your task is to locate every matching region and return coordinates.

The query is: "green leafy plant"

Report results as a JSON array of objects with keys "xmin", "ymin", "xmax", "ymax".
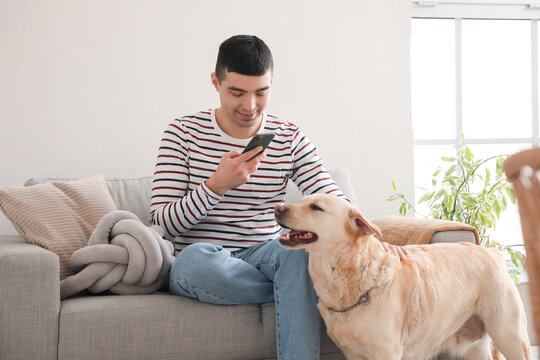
[{"xmin": 388, "ymin": 143, "xmax": 525, "ymax": 283}]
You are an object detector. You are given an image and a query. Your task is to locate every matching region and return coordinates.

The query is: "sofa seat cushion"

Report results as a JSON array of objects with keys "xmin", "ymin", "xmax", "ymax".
[{"xmin": 58, "ymin": 293, "xmax": 266, "ymax": 360}]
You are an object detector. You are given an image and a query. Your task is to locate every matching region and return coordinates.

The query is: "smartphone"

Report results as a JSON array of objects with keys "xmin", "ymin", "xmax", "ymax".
[{"xmin": 242, "ymin": 133, "xmax": 275, "ymax": 160}]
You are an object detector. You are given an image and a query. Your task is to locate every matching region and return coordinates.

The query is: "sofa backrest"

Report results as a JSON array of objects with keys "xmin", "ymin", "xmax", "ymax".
[
  {"xmin": 105, "ymin": 177, "xmax": 153, "ymax": 226},
  {"xmin": 26, "ymin": 169, "xmax": 357, "ymax": 227},
  {"xmin": 283, "ymin": 168, "xmax": 357, "ymax": 206}
]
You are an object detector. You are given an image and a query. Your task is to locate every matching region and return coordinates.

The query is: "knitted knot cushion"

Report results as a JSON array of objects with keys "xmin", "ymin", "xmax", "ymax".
[{"xmin": 60, "ymin": 210, "xmax": 176, "ymax": 299}]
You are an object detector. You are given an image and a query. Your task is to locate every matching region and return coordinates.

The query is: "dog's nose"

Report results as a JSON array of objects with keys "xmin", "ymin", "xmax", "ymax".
[{"xmin": 274, "ymin": 204, "xmax": 288, "ymax": 215}]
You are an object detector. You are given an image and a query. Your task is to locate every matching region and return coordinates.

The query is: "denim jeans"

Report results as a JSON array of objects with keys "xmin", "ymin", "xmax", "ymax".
[{"xmin": 169, "ymin": 238, "xmax": 321, "ymax": 360}]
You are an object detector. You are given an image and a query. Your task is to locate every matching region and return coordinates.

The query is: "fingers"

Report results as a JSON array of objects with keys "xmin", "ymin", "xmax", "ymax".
[
  {"xmin": 382, "ymin": 242, "xmax": 408, "ymax": 261},
  {"xmin": 396, "ymin": 246, "xmax": 408, "ymax": 261},
  {"xmin": 382, "ymin": 243, "xmax": 397, "ymax": 258},
  {"xmin": 229, "ymin": 147, "xmax": 266, "ymax": 163},
  {"xmin": 240, "ymin": 146, "xmax": 265, "ymax": 162},
  {"xmin": 209, "ymin": 148, "xmax": 267, "ymax": 195},
  {"xmin": 228, "ymin": 150, "xmax": 241, "ymax": 158}
]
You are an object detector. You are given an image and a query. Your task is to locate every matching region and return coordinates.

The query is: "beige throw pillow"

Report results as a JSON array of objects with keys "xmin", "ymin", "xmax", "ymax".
[{"xmin": 0, "ymin": 176, "xmax": 117, "ymax": 279}]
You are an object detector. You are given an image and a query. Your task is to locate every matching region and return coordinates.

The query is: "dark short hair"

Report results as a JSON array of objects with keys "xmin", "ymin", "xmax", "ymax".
[{"xmin": 215, "ymin": 35, "xmax": 273, "ymax": 83}]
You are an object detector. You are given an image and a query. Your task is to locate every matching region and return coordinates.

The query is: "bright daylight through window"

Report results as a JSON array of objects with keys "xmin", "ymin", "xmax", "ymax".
[{"xmin": 409, "ymin": 1, "xmax": 540, "ymax": 275}]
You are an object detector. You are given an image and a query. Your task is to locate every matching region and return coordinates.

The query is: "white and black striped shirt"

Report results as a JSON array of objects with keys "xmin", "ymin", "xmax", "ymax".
[{"xmin": 150, "ymin": 109, "xmax": 344, "ymax": 254}]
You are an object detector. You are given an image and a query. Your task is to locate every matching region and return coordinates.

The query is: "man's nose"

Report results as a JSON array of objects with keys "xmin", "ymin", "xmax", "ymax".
[{"xmin": 242, "ymin": 95, "xmax": 256, "ymax": 112}]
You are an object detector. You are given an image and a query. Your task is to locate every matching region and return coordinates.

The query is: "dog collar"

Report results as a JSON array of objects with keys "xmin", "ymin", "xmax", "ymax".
[{"xmin": 327, "ymin": 290, "xmax": 370, "ymax": 313}]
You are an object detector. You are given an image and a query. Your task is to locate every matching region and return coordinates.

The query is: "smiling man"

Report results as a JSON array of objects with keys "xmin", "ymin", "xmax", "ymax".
[
  {"xmin": 150, "ymin": 35, "xmax": 346, "ymax": 359},
  {"xmin": 211, "ymin": 71, "xmax": 272, "ymax": 138}
]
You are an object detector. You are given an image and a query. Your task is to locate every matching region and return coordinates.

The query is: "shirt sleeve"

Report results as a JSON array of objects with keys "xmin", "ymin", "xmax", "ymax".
[
  {"xmin": 289, "ymin": 128, "xmax": 347, "ymax": 200},
  {"xmin": 150, "ymin": 120, "xmax": 222, "ymax": 237}
]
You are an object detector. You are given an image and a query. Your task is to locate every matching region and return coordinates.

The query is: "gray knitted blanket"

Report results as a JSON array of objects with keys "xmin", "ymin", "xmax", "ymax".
[{"xmin": 60, "ymin": 210, "xmax": 175, "ymax": 299}]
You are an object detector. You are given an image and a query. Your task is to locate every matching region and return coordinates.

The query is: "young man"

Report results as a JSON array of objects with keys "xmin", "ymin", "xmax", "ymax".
[{"xmin": 151, "ymin": 35, "xmax": 405, "ymax": 359}]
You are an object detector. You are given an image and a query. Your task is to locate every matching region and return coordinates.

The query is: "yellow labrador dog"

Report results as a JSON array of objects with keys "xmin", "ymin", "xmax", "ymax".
[{"xmin": 275, "ymin": 194, "xmax": 530, "ymax": 360}]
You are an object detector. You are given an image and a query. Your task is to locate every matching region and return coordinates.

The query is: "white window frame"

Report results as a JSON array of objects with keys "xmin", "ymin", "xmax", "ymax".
[
  {"xmin": 412, "ymin": 1, "xmax": 540, "ymax": 20},
  {"xmin": 411, "ymin": 2, "xmax": 540, "ymax": 149},
  {"xmin": 410, "ymin": 0, "xmax": 539, "ymax": 282}
]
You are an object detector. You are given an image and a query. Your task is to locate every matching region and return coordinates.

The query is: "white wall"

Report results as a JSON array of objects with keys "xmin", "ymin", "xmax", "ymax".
[{"xmin": 0, "ymin": 0, "xmax": 414, "ymax": 235}]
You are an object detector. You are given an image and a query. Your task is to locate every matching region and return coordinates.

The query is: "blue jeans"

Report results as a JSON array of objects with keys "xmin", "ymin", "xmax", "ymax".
[{"xmin": 169, "ymin": 238, "xmax": 321, "ymax": 360}]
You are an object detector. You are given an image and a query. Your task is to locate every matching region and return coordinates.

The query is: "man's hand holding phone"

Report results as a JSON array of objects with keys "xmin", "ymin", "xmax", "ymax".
[
  {"xmin": 206, "ymin": 133, "xmax": 274, "ymax": 196},
  {"xmin": 205, "ymin": 146, "xmax": 267, "ymax": 196}
]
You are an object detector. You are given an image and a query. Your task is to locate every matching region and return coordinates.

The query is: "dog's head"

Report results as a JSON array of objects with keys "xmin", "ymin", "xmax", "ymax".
[{"xmin": 274, "ymin": 194, "xmax": 381, "ymax": 253}]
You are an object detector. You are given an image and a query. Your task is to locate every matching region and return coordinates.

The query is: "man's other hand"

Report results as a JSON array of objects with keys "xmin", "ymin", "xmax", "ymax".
[{"xmin": 382, "ymin": 242, "xmax": 409, "ymax": 261}]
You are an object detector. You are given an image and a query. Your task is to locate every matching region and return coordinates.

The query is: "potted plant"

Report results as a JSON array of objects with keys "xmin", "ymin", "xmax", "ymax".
[{"xmin": 389, "ymin": 142, "xmax": 526, "ymax": 283}]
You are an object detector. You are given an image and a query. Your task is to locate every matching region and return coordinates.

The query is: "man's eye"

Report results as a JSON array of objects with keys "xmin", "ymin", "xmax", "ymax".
[
  {"xmin": 231, "ymin": 92, "xmax": 242, "ymax": 97},
  {"xmin": 311, "ymin": 204, "xmax": 324, "ymax": 211},
  {"xmin": 256, "ymin": 92, "xmax": 267, "ymax": 97}
]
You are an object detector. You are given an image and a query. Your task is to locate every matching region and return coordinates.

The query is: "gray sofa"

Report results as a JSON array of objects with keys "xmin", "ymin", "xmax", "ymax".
[{"xmin": 0, "ymin": 171, "xmax": 477, "ymax": 360}]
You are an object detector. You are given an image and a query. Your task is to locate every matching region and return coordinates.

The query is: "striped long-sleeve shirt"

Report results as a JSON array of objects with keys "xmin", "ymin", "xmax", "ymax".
[{"xmin": 150, "ymin": 109, "xmax": 345, "ymax": 254}]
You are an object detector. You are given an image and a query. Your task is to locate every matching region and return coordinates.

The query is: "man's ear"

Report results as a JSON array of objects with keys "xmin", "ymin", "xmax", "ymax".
[
  {"xmin": 348, "ymin": 209, "xmax": 382, "ymax": 237},
  {"xmin": 210, "ymin": 72, "xmax": 219, "ymax": 91}
]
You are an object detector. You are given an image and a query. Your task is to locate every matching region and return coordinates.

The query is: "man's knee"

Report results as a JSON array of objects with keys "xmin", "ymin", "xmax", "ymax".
[
  {"xmin": 274, "ymin": 238, "xmax": 309, "ymax": 262},
  {"xmin": 179, "ymin": 243, "xmax": 223, "ymax": 260},
  {"xmin": 285, "ymin": 248, "xmax": 309, "ymax": 267},
  {"xmin": 273, "ymin": 240, "xmax": 310, "ymax": 269},
  {"xmin": 171, "ymin": 243, "xmax": 225, "ymax": 280}
]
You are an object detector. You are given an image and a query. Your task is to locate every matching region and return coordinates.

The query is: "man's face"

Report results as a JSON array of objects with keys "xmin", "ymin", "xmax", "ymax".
[{"xmin": 211, "ymin": 70, "xmax": 273, "ymax": 136}]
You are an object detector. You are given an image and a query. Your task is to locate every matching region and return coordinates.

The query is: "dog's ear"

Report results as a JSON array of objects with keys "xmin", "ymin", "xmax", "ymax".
[{"xmin": 348, "ymin": 209, "xmax": 382, "ymax": 237}]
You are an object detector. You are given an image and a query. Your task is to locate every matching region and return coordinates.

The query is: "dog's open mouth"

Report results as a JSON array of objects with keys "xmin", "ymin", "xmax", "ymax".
[{"xmin": 279, "ymin": 230, "xmax": 318, "ymax": 246}]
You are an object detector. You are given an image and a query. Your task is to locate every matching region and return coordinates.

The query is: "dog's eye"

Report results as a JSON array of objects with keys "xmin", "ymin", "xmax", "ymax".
[{"xmin": 311, "ymin": 204, "xmax": 324, "ymax": 211}]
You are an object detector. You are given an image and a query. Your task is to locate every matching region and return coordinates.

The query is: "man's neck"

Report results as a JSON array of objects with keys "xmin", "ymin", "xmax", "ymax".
[{"xmin": 215, "ymin": 108, "xmax": 262, "ymax": 139}]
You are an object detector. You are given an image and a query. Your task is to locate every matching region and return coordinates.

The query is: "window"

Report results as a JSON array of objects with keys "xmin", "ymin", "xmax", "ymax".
[{"xmin": 410, "ymin": 2, "xmax": 540, "ymax": 249}]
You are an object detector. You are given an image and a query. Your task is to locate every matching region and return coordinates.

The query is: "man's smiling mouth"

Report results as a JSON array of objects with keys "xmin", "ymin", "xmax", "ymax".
[{"xmin": 237, "ymin": 111, "xmax": 257, "ymax": 120}]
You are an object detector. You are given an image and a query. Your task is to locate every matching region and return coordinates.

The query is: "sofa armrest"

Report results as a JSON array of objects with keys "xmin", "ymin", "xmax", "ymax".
[
  {"xmin": 0, "ymin": 235, "xmax": 60, "ymax": 360},
  {"xmin": 372, "ymin": 216, "xmax": 480, "ymax": 246},
  {"xmin": 430, "ymin": 229, "xmax": 477, "ymax": 244}
]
